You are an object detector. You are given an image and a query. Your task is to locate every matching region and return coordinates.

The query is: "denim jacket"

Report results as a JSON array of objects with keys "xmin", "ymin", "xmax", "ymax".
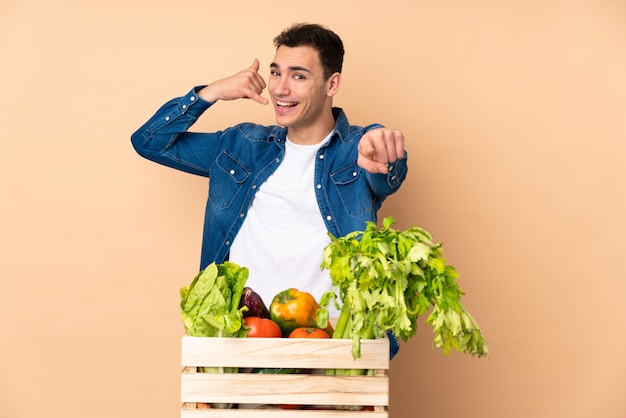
[{"xmin": 131, "ymin": 87, "xmax": 408, "ymax": 270}]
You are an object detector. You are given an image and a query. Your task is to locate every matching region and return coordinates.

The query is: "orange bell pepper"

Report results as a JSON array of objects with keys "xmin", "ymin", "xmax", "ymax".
[{"xmin": 269, "ymin": 288, "xmax": 333, "ymax": 337}]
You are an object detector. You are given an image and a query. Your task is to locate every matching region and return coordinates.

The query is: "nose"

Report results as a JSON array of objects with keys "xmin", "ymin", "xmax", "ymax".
[{"xmin": 271, "ymin": 75, "xmax": 290, "ymax": 96}]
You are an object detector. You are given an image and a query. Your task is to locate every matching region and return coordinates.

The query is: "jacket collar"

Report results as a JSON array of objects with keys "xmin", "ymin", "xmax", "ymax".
[
  {"xmin": 268, "ymin": 107, "xmax": 352, "ymax": 144},
  {"xmin": 331, "ymin": 107, "xmax": 352, "ymax": 143}
]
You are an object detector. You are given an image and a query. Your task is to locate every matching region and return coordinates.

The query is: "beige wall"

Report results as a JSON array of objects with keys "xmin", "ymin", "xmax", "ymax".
[{"xmin": 2, "ymin": 1, "xmax": 625, "ymax": 417}]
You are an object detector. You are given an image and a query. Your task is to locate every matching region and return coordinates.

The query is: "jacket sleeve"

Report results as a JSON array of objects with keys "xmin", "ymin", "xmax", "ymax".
[
  {"xmin": 365, "ymin": 153, "xmax": 409, "ymax": 201},
  {"xmin": 130, "ymin": 87, "xmax": 218, "ymax": 177},
  {"xmin": 357, "ymin": 123, "xmax": 409, "ymax": 201}
]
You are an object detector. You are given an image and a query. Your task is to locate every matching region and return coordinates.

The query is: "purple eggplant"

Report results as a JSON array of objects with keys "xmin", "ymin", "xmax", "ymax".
[{"xmin": 239, "ymin": 287, "xmax": 270, "ymax": 318}]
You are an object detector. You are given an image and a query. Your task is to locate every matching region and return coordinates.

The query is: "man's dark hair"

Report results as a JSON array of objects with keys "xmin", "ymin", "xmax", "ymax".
[{"xmin": 274, "ymin": 23, "xmax": 344, "ymax": 79}]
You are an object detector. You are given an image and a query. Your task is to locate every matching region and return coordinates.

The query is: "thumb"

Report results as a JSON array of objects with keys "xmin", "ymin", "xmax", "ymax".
[
  {"xmin": 250, "ymin": 58, "xmax": 260, "ymax": 72},
  {"xmin": 359, "ymin": 140, "xmax": 376, "ymax": 160}
]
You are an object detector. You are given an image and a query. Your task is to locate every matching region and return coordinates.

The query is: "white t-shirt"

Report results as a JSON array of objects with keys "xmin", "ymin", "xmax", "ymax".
[{"xmin": 229, "ymin": 133, "xmax": 338, "ymax": 316}]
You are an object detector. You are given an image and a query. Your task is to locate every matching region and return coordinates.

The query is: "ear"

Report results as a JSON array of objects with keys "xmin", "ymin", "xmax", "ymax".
[{"xmin": 326, "ymin": 72, "xmax": 342, "ymax": 97}]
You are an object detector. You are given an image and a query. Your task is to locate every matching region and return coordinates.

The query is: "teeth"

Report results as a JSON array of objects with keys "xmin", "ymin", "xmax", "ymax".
[{"xmin": 277, "ymin": 101, "xmax": 297, "ymax": 107}]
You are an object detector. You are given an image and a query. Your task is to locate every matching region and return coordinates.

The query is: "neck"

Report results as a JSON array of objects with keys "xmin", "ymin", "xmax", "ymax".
[{"xmin": 287, "ymin": 114, "xmax": 336, "ymax": 145}]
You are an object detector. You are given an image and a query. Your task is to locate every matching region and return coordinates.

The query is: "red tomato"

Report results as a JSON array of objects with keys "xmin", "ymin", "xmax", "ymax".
[
  {"xmin": 288, "ymin": 327, "xmax": 330, "ymax": 338},
  {"xmin": 244, "ymin": 316, "xmax": 282, "ymax": 338}
]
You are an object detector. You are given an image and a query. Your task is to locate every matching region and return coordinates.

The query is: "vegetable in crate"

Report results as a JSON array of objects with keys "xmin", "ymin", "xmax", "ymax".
[
  {"xmin": 179, "ymin": 261, "xmax": 249, "ymax": 409},
  {"xmin": 243, "ymin": 316, "xmax": 282, "ymax": 338},
  {"xmin": 289, "ymin": 327, "xmax": 330, "ymax": 338},
  {"xmin": 180, "ymin": 261, "xmax": 249, "ymax": 338},
  {"xmin": 239, "ymin": 287, "xmax": 271, "ymax": 318},
  {"xmin": 269, "ymin": 288, "xmax": 334, "ymax": 337},
  {"xmin": 318, "ymin": 217, "xmax": 489, "ymax": 363}
]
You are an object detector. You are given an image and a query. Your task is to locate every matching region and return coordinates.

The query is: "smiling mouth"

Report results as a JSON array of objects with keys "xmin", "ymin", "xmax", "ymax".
[{"xmin": 276, "ymin": 100, "xmax": 298, "ymax": 108}]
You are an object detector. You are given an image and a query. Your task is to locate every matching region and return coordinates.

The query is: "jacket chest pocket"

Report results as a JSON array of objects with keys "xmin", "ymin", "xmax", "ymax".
[
  {"xmin": 330, "ymin": 162, "xmax": 371, "ymax": 216},
  {"xmin": 208, "ymin": 151, "xmax": 250, "ymax": 209}
]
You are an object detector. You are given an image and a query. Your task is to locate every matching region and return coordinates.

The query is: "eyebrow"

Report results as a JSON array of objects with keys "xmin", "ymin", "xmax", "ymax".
[{"xmin": 270, "ymin": 62, "xmax": 312, "ymax": 74}]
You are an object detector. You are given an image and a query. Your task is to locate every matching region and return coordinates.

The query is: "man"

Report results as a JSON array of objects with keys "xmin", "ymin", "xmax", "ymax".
[{"xmin": 131, "ymin": 23, "xmax": 408, "ymax": 355}]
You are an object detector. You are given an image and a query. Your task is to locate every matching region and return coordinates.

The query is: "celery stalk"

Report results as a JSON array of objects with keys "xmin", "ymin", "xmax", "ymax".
[{"xmin": 319, "ymin": 217, "xmax": 489, "ymax": 363}]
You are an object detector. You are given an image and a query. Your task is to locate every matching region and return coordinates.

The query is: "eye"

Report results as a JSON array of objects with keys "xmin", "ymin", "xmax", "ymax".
[
  {"xmin": 270, "ymin": 70, "xmax": 281, "ymax": 77},
  {"xmin": 293, "ymin": 73, "xmax": 305, "ymax": 80}
]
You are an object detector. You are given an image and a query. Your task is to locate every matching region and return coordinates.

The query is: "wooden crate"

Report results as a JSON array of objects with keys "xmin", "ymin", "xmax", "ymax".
[{"xmin": 181, "ymin": 335, "xmax": 390, "ymax": 417}]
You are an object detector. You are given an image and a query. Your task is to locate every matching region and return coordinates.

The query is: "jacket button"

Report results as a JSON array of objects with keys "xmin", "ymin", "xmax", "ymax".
[{"xmin": 326, "ymin": 215, "xmax": 332, "ymax": 221}]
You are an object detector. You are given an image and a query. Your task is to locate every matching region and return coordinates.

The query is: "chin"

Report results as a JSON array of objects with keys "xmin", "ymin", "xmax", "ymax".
[{"xmin": 274, "ymin": 115, "xmax": 295, "ymax": 128}]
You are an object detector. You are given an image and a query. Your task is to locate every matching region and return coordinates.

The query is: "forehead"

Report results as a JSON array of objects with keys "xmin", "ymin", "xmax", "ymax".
[{"xmin": 271, "ymin": 45, "xmax": 322, "ymax": 72}]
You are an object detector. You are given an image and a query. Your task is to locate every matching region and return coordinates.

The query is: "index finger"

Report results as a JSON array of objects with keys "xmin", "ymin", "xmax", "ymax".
[{"xmin": 391, "ymin": 130, "xmax": 405, "ymax": 161}]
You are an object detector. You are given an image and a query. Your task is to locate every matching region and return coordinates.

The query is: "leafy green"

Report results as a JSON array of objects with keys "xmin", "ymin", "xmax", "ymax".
[
  {"xmin": 318, "ymin": 217, "xmax": 489, "ymax": 362},
  {"xmin": 180, "ymin": 260, "xmax": 249, "ymax": 400},
  {"xmin": 180, "ymin": 261, "xmax": 249, "ymax": 338}
]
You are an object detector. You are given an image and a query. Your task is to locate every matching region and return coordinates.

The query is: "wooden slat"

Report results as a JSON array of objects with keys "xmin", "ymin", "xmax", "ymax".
[
  {"xmin": 180, "ymin": 336, "xmax": 390, "ymax": 416},
  {"xmin": 181, "ymin": 336, "xmax": 389, "ymax": 370},
  {"xmin": 180, "ymin": 372, "xmax": 389, "ymax": 406},
  {"xmin": 180, "ymin": 408, "xmax": 388, "ymax": 417}
]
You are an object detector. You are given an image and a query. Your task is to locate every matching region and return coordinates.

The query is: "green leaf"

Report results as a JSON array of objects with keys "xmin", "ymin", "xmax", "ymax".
[
  {"xmin": 179, "ymin": 262, "xmax": 249, "ymax": 338},
  {"xmin": 320, "ymin": 218, "xmax": 489, "ymax": 360}
]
